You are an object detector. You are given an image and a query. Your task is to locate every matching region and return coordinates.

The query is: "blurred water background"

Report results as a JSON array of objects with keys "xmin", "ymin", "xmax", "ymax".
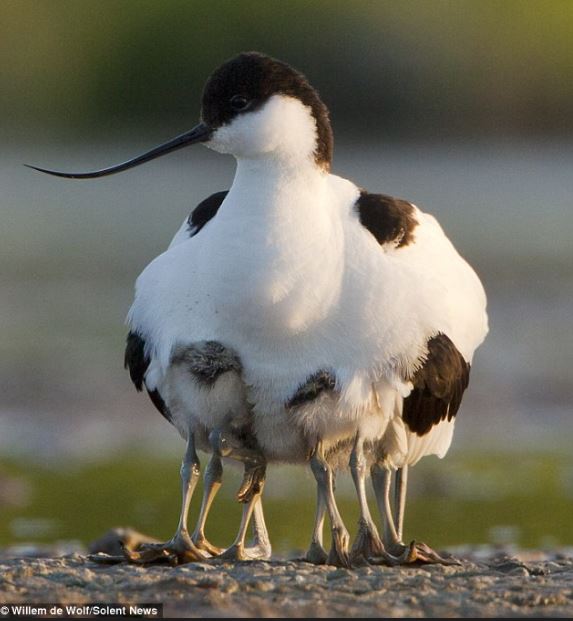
[{"xmin": 0, "ymin": 1, "xmax": 572, "ymax": 554}]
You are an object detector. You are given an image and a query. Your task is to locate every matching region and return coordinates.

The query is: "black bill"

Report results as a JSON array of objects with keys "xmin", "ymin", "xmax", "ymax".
[{"xmin": 26, "ymin": 122, "xmax": 213, "ymax": 179}]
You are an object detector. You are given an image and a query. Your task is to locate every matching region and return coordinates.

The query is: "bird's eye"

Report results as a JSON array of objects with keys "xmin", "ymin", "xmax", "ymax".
[{"xmin": 230, "ymin": 95, "xmax": 250, "ymax": 111}]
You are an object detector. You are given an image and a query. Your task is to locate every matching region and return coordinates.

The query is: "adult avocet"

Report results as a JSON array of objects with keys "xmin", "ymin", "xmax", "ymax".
[{"xmin": 30, "ymin": 52, "xmax": 488, "ymax": 566}]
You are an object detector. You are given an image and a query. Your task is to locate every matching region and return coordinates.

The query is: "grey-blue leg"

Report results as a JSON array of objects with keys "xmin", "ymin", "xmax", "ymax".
[
  {"xmin": 310, "ymin": 441, "xmax": 350, "ymax": 568},
  {"xmin": 370, "ymin": 463, "xmax": 458, "ymax": 565},
  {"xmin": 191, "ymin": 453, "xmax": 225, "ymax": 556},
  {"xmin": 349, "ymin": 435, "xmax": 385, "ymax": 562},
  {"xmin": 210, "ymin": 430, "xmax": 271, "ymax": 561},
  {"xmin": 127, "ymin": 432, "xmax": 206, "ymax": 564},
  {"xmin": 305, "ymin": 484, "xmax": 328, "ymax": 564},
  {"xmin": 394, "ymin": 466, "xmax": 408, "ymax": 543}
]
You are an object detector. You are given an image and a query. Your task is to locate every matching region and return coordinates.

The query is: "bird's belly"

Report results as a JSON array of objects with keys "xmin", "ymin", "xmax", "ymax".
[{"xmin": 244, "ymin": 361, "xmax": 396, "ymax": 461}]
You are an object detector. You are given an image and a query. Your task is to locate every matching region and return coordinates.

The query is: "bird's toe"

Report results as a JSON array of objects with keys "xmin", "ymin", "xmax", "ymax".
[
  {"xmin": 305, "ymin": 541, "xmax": 328, "ymax": 565},
  {"xmin": 326, "ymin": 546, "xmax": 352, "ymax": 568},
  {"xmin": 191, "ymin": 533, "xmax": 224, "ymax": 557},
  {"xmin": 350, "ymin": 520, "xmax": 385, "ymax": 563},
  {"xmin": 218, "ymin": 541, "xmax": 270, "ymax": 562},
  {"xmin": 218, "ymin": 543, "xmax": 249, "ymax": 562},
  {"xmin": 235, "ymin": 467, "xmax": 265, "ymax": 504},
  {"xmin": 244, "ymin": 542, "xmax": 272, "ymax": 561},
  {"xmin": 121, "ymin": 534, "xmax": 207, "ymax": 565},
  {"xmin": 370, "ymin": 540, "xmax": 461, "ymax": 566},
  {"xmin": 410, "ymin": 541, "xmax": 461, "ymax": 565}
]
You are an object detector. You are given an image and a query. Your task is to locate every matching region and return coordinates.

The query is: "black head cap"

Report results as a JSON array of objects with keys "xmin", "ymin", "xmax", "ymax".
[{"xmin": 202, "ymin": 52, "xmax": 333, "ymax": 170}]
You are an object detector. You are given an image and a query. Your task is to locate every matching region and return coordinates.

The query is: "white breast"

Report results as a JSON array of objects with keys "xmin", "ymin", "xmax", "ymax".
[{"xmin": 128, "ymin": 162, "xmax": 487, "ymax": 460}]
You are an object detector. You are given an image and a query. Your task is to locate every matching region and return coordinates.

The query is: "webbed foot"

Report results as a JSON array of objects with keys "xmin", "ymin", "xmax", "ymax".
[
  {"xmin": 350, "ymin": 518, "xmax": 385, "ymax": 563},
  {"xmin": 370, "ymin": 540, "xmax": 461, "ymax": 566},
  {"xmin": 326, "ymin": 526, "xmax": 351, "ymax": 568},
  {"xmin": 245, "ymin": 541, "xmax": 272, "ymax": 560},
  {"xmin": 236, "ymin": 465, "xmax": 266, "ymax": 504},
  {"xmin": 122, "ymin": 532, "xmax": 208, "ymax": 565},
  {"xmin": 405, "ymin": 541, "xmax": 461, "ymax": 565},
  {"xmin": 191, "ymin": 532, "xmax": 224, "ymax": 557},
  {"xmin": 305, "ymin": 541, "xmax": 328, "ymax": 565},
  {"xmin": 218, "ymin": 538, "xmax": 272, "ymax": 561}
]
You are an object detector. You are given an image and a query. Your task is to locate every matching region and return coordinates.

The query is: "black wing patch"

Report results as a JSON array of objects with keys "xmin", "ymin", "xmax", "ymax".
[
  {"xmin": 187, "ymin": 191, "xmax": 228, "ymax": 237},
  {"xmin": 124, "ymin": 331, "xmax": 172, "ymax": 424},
  {"xmin": 124, "ymin": 331, "xmax": 148, "ymax": 391},
  {"xmin": 356, "ymin": 190, "xmax": 418, "ymax": 248},
  {"xmin": 286, "ymin": 370, "xmax": 337, "ymax": 409},
  {"xmin": 147, "ymin": 388, "xmax": 171, "ymax": 423},
  {"xmin": 403, "ymin": 334, "xmax": 470, "ymax": 436}
]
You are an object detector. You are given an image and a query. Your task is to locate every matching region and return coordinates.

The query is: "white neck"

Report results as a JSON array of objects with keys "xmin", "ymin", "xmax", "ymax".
[
  {"xmin": 230, "ymin": 154, "xmax": 327, "ymax": 216},
  {"xmin": 219, "ymin": 155, "xmax": 335, "ymax": 269}
]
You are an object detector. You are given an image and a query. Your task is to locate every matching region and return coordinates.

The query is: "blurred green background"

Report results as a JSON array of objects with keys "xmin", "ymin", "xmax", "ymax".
[
  {"xmin": 3, "ymin": 0, "xmax": 573, "ymax": 137},
  {"xmin": 1, "ymin": 1, "xmax": 572, "ymax": 556}
]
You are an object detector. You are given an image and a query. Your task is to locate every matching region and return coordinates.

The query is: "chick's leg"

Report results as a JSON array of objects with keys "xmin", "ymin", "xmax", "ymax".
[
  {"xmin": 125, "ymin": 433, "xmax": 206, "ymax": 564},
  {"xmin": 373, "ymin": 464, "xmax": 402, "ymax": 553},
  {"xmin": 349, "ymin": 435, "xmax": 386, "ymax": 562},
  {"xmin": 219, "ymin": 478, "xmax": 266, "ymax": 561},
  {"xmin": 248, "ymin": 495, "xmax": 272, "ymax": 560},
  {"xmin": 310, "ymin": 441, "xmax": 351, "ymax": 568},
  {"xmin": 394, "ymin": 465, "xmax": 408, "ymax": 543},
  {"xmin": 210, "ymin": 430, "xmax": 271, "ymax": 561},
  {"xmin": 305, "ymin": 484, "xmax": 328, "ymax": 564},
  {"xmin": 190, "ymin": 453, "xmax": 225, "ymax": 556},
  {"xmin": 370, "ymin": 463, "xmax": 458, "ymax": 565}
]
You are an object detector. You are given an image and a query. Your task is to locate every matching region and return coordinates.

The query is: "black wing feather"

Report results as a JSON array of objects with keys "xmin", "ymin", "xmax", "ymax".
[
  {"xmin": 355, "ymin": 191, "xmax": 418, "ymax": 248},
  {"xmin": 187, "ymin": 191, "xmax": 228, "ymax": 237},
  {"xmin": 124, "ymin": 331, "xmax": 173, "ymax": 424},
  {"xmin": 124, "ymin": 331, "xmax": 148, "ymax": 391},
  {"xmin": 403, "ymin": 334, "xmax": 470, "ymax": 436}
]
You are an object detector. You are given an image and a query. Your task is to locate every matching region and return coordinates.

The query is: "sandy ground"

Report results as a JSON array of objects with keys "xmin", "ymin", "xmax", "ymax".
[{"xmin": 1, "ymin": 548, "xmax": 572, "ymax": 618}]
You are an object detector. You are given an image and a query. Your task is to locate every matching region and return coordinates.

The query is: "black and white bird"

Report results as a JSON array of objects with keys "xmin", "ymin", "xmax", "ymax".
[{"xmin": 30, "ymin": 52, "xmax": 488, "ymax": 567}]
